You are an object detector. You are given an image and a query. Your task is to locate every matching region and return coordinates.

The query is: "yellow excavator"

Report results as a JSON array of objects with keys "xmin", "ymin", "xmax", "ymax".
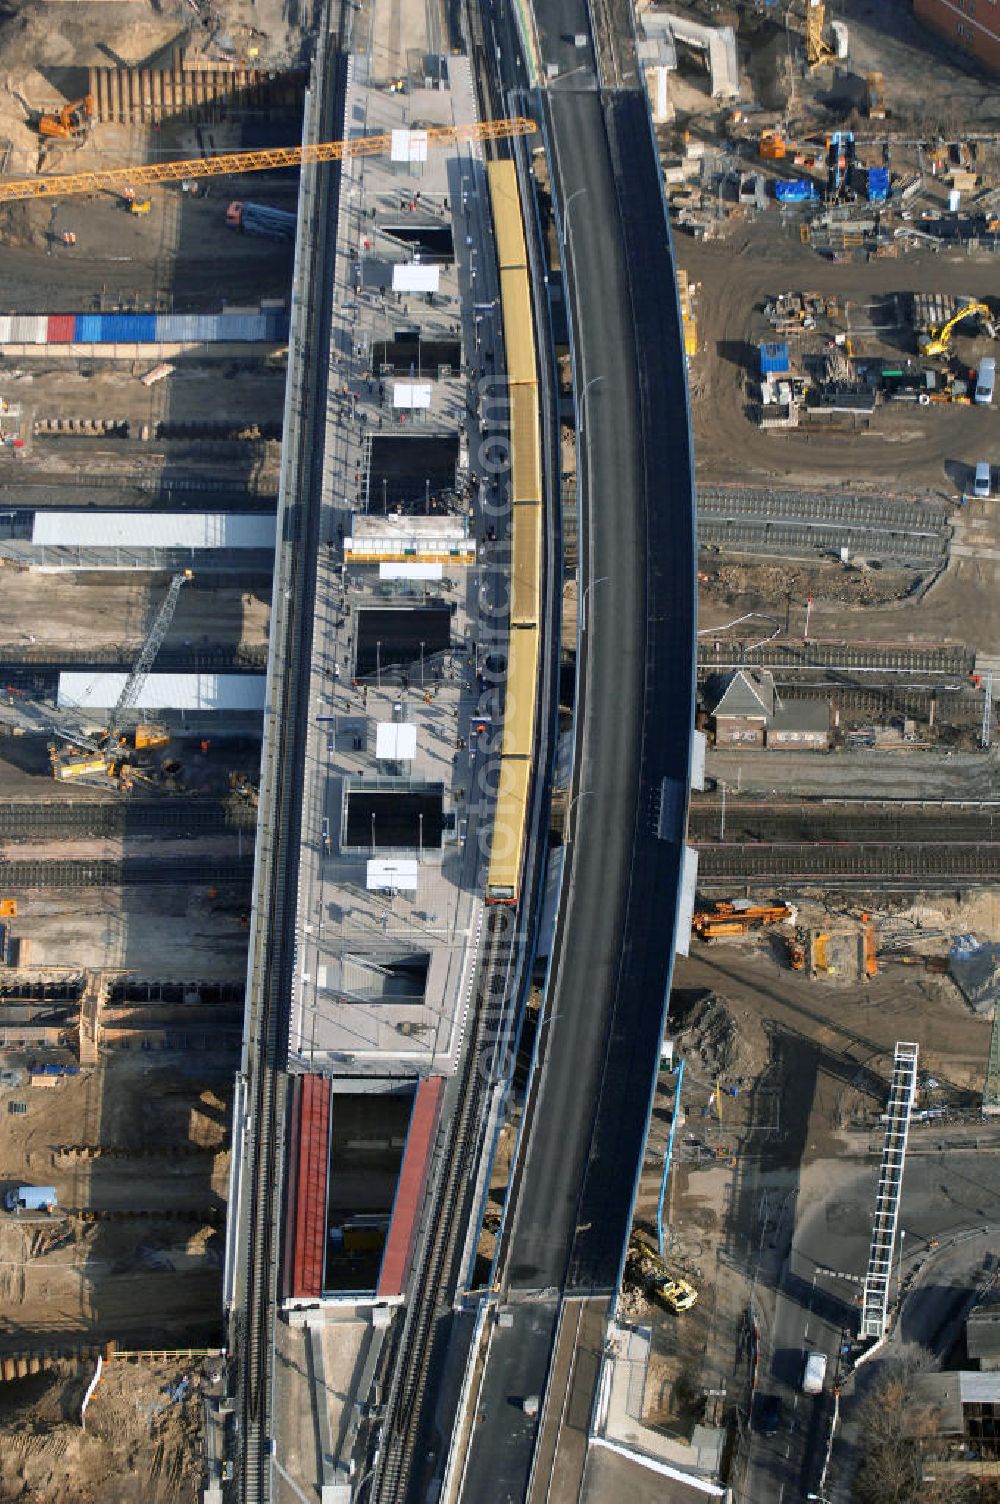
[
  {"xmin": 919, "ymin": 301, "xmax": 994, "ymax": 358},
  {"xmin": 37, "ymin": 94, "xmax": 93, "ymax": 141}
]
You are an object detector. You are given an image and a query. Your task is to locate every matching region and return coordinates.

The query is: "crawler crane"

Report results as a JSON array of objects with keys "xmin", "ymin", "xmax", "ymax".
[{"xmin": 49, "ymin": 570, "xmax": 192, "ymax": 787}]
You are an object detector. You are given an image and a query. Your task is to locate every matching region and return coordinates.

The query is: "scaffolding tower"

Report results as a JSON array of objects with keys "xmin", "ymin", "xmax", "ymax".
[{"xmin": 860, "ymin": 1041, "xmax": 919, "ymax": 1341}]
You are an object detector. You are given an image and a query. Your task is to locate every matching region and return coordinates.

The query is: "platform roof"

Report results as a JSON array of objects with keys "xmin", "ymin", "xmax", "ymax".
[
  {"xmin": 32, "ymin": 512, "xmax": 277, "ymax": 550},
  {"xmin": 57, "ymin": 672, "xmax": 267, "ymax": 711}
]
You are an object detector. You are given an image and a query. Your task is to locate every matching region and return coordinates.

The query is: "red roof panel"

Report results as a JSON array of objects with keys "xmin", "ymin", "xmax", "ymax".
[
  {"xmin": 377, "ymin": 1077, "xmax": 444, "ymax": 1298},
  {"xmin": 291, "ymin": 1074, "xmax": 330, "ymax": 1299}
]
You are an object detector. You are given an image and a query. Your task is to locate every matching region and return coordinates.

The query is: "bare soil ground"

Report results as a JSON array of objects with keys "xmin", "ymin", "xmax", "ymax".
[
  {"xmin": 0, "ymin": 573, "xmax": 269, "ymax": 651},
  {"xmin": 0, "ymin": 1052, "xmax": 230, "ymax": 1352},
  {"xmin": 7, "ymin": 885, "xmax": 251, "ymax": 976},
  {"xmin": 627, "ymin": 889, "xmax": 995, "ymax": 1424},
  {"xmin": 0, "ymin": 1355, "xmax": 210, "ymax": 1504}
]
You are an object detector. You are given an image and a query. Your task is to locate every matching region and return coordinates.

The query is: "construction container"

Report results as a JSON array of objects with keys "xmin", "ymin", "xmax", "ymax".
[
  {"xmin": 866, "ymin": 167, "xmax": 890, "ymax": 203},
  {"xmin": 46, "ymin": 314, "xmax": 76, "ymax": 342},
  {"xmin": 760, "ymin": 342, "xmax": 791, "ymax": 376}
]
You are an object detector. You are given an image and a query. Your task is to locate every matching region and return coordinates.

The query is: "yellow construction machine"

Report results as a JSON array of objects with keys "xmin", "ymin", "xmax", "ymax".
[
  {"xmin": 805, "ymin": 0, "xmax": 837, "ymax": 67},
  {"xmin": 37, "ymin": 94, "xmax": 93, "ymax": 141},
  {"xmin": 692, "ymin": 900, "xmax": 796, "ymax": 942},
  {"xmin": 49, "ymin": 571, "xmax": 191, "ymax": 787},
  {"xmin": 919, "ymin": 300, "xmax": 994, "ymax": 358}
]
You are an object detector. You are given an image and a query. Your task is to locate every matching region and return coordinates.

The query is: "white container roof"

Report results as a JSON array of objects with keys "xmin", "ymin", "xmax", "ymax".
[
  {"xmin": 57, "ymin": 672, "xmax": 267, "ymax": 711},
  {"xmin": 366, "ymin": 858, "xmax": 419, "ymax": 892},
  {"xmin": 32, "ymin": 512, "xmax": 277, "ymax": 550},
  {"xmin": 376, "ymin": 722, "xmax": 417, "ymax": 760}
]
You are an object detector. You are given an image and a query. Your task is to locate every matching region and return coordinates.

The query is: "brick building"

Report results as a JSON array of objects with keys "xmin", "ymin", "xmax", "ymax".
[
  {"xmin": 913, "ymin": 0, "xmax": 1000, "ymax": 73},
  {"xmin": 703, "ymin": 669, "xmax": 830, "ymax": 751}
]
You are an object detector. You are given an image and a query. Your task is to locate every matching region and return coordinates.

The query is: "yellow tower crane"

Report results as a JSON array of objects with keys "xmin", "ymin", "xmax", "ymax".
[{"xmin": 0, "ymin": 116, "xmax": 537, "ymax": 203}]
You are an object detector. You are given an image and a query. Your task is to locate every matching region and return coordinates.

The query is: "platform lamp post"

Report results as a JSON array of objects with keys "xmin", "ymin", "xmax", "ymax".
[
  {"xmin": 371, "ymin": 812, "xmax": 376, "ymax": 857},
  {"xmin": 376, "ymin": 640, "xmax": 381, "ymax": 690},
  {"xmin": 419, "ymin": 640, "xmax": 425, "ymax": 687},
  {"xmin": 418, "ymin": 810, "xmax": 423, "ymax": 864}
]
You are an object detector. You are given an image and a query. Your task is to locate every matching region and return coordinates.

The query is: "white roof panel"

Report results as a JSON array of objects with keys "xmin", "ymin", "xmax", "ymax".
[
  {"xmin": 390, "ymin": 129, "xmax": 429, "ymax": 163},
  {"xmin": 392, "ymin": 264, "xmax": 440, "ymax": 293},
  {"xmin": 32, "ymin": 512, "xmax": 276, "ymax": 550},
  {"xmin": 376, "ymin": 722, "xmax": 417, "ymax": 760},
  {"xmin": 378, "ymin": 562, "xmax": 443, "ymax": 580},
  {"xmin": 392, "ymin": 382, "xmax": 433, "ymax": 408},
  {"xmin": 366, "ymin": 858, "xmax": 419, "ymax": 892},
  {"xmin": 57, "ymin": 672, "xmax": 267, "ymax": 712}
]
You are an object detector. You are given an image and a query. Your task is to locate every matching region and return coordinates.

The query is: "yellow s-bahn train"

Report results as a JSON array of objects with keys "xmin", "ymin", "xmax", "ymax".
[{"xmin": 484, "ymin": 160, "xmax": 544, "ymax": 905}]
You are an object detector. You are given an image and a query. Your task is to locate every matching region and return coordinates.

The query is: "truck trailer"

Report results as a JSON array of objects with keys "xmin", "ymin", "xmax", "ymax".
[{"xmin": 5, "ymin": 1185, "xmax": 57, "ymax": 1213}]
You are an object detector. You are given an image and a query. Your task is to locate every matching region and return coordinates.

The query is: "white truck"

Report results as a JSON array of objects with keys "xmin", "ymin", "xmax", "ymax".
[{"xmin": 801, "ymin": 1350, "xmax": 828, "ymax": 1395}]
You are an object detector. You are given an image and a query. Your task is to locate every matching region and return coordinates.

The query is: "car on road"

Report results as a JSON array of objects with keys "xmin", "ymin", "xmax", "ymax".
[
  {"xmin": 756, "ymin": 1393, "xmax": 783, "ymax": 1436},
  {"xmin": 653, "ymin": 1274, "xmax": 699, "ymax": 1313},
  {"xmin": 801, "ymin": 1349, "xmax": 828, "ymax": 1395}
]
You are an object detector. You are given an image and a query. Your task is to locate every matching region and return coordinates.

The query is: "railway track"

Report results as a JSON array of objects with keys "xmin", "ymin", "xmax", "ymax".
[
  {"xmin": 0, "ymin": 799, "xmax": 256, "ymax": 841},
  {"xmin": 689, "ymin": 802, "xmax": 1000, "ymax": 845},
  {"xmin": 0, "ymin": 644, "xmax": 268, "ymax": 671},
  {"xmin": 0, "ymin": 858, "xmax": 253, "ymax": 888},
  {"xmin": 696, "ymin": 641, "xmax": 974, "ymax": 676},
  {"xmin": 695, "ymin": 842, "xmax": 1000, "ymax": 884},
  {"xmin": 4, "ymin": 473, "xmax": 278, "ymax": 508},
  {"xmin": 373, "ymin": 908, "xmax": 517, "ymax": 1503}
]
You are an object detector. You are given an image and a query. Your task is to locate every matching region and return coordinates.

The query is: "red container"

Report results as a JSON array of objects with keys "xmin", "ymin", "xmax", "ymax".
[{"xmin": 46, "ymin": 314, "xmax": 75, "ymax": 343}]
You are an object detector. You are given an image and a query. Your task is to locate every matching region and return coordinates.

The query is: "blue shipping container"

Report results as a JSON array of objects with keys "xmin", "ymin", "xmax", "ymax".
[
  {"xmin": 774, "ymin": 180, "xmax": 818, "ymax": 203},
  {"xmin": 867, "ymin": 167, "xmax": 890, "ymax": 203},
  {"xmin": 760, "ymin": 342, "xmax": 790, "ymax": 376}
]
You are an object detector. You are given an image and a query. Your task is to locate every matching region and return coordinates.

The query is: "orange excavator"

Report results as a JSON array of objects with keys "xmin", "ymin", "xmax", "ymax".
[{"xmin": 37, "ymin": 94, "xmax": 93, "ymax": 141}]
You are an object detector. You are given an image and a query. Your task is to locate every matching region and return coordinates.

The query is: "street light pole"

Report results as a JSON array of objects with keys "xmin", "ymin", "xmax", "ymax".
[
  {"xmin": 565, "ymin": 788, "xmax": 594, "ymax": 846},
  {"xmin": 580, "ymin": 574, "xmax": 609, "ymax": 635},
  {"xmin": 561, "ymin": 187, "xmax": 588, "ymax": 249},
  {"xmin": 578, "ymin": 373, "xmax": 603, "ymax": 432}
]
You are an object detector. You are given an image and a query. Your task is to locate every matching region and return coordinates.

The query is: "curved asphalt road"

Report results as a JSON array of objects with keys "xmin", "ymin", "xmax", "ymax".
[{"xmin": 459, "ymin": 84, "xmax": 696, "ymax": 1503}]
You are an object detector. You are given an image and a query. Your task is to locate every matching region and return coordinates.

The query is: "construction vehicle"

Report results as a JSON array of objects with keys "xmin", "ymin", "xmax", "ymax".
[
  {"xmin": 628, "ymin": 1236, "xmax": 699, "ymax": 1313},
  {"xmin": 226, "ymin": 200, "xmax": 297, "ymax": 241},
  {"xmin": 49, "ymin": 571, "xmax": 192, "ymax": 786},
  {"xmin": 866, "ymin": 71, "xmax": 887, "ymax": 121},
  {"xmin": 37, "ymin": 94, "xmax": 93, "ymax": 142},
  {"xmin": 786, "ymin": 935, "xmax": 806, "ymax": 971},
  {"xmin": 759, "ymin": 131, "xmax": 822, "ymax": 168},
  {"xmin": 919, "ymin": 301, "xmax": 994, "ymax": 358},
  {"xmin": 692, "ymin": 900, "xmax": 796, "ymax": 941},
  {"xmin": 0, "ymin": 116, "xmax": 537, "ymax": 205}
]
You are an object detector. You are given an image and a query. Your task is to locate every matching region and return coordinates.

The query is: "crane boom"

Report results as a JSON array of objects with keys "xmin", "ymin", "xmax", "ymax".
[
  {"xmin": 0, "ymin": 116, "xmax": 537, "ymax": 203},
  {"xmin": 105, "ymin": 569, "xmax": 192, "ymax": 745}
]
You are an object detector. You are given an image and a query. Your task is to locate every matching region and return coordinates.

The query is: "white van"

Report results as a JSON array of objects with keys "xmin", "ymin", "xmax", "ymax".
[
  {"xmin": 801, "ymin": 1350, "xmax": 828, "ymax": 1395},
  {"xmin": 976, "ymin": 357, "xmax": 996, "ymax": 406},
  {"xmin": 974, "ymin": 463, "xmax": 992, "ymax": 500}
]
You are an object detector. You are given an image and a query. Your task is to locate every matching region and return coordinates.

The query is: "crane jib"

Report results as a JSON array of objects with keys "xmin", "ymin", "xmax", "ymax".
[{"xmin": 0, "ymin": 117, "xmax": 538, "ymax": 202}]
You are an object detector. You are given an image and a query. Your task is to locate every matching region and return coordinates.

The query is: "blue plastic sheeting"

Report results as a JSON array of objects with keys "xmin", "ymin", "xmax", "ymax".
[
  {"xmin": 867, "ymin": 167, "xmax": 890, "ymax": 202},
  {"xmin": 774, "ymin": 179, "xmax": 819, "ymax": 203},
  {"xmin": 73, "ymin": 314, "xmax": 158, "ymax": 342},
  {"xmin": 760, "ymin": 341, "xmax": 790, "ymax": 375},
  {"xmin": 155, "ymin": 312, "xmax": 289, "ymax": 342}
]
